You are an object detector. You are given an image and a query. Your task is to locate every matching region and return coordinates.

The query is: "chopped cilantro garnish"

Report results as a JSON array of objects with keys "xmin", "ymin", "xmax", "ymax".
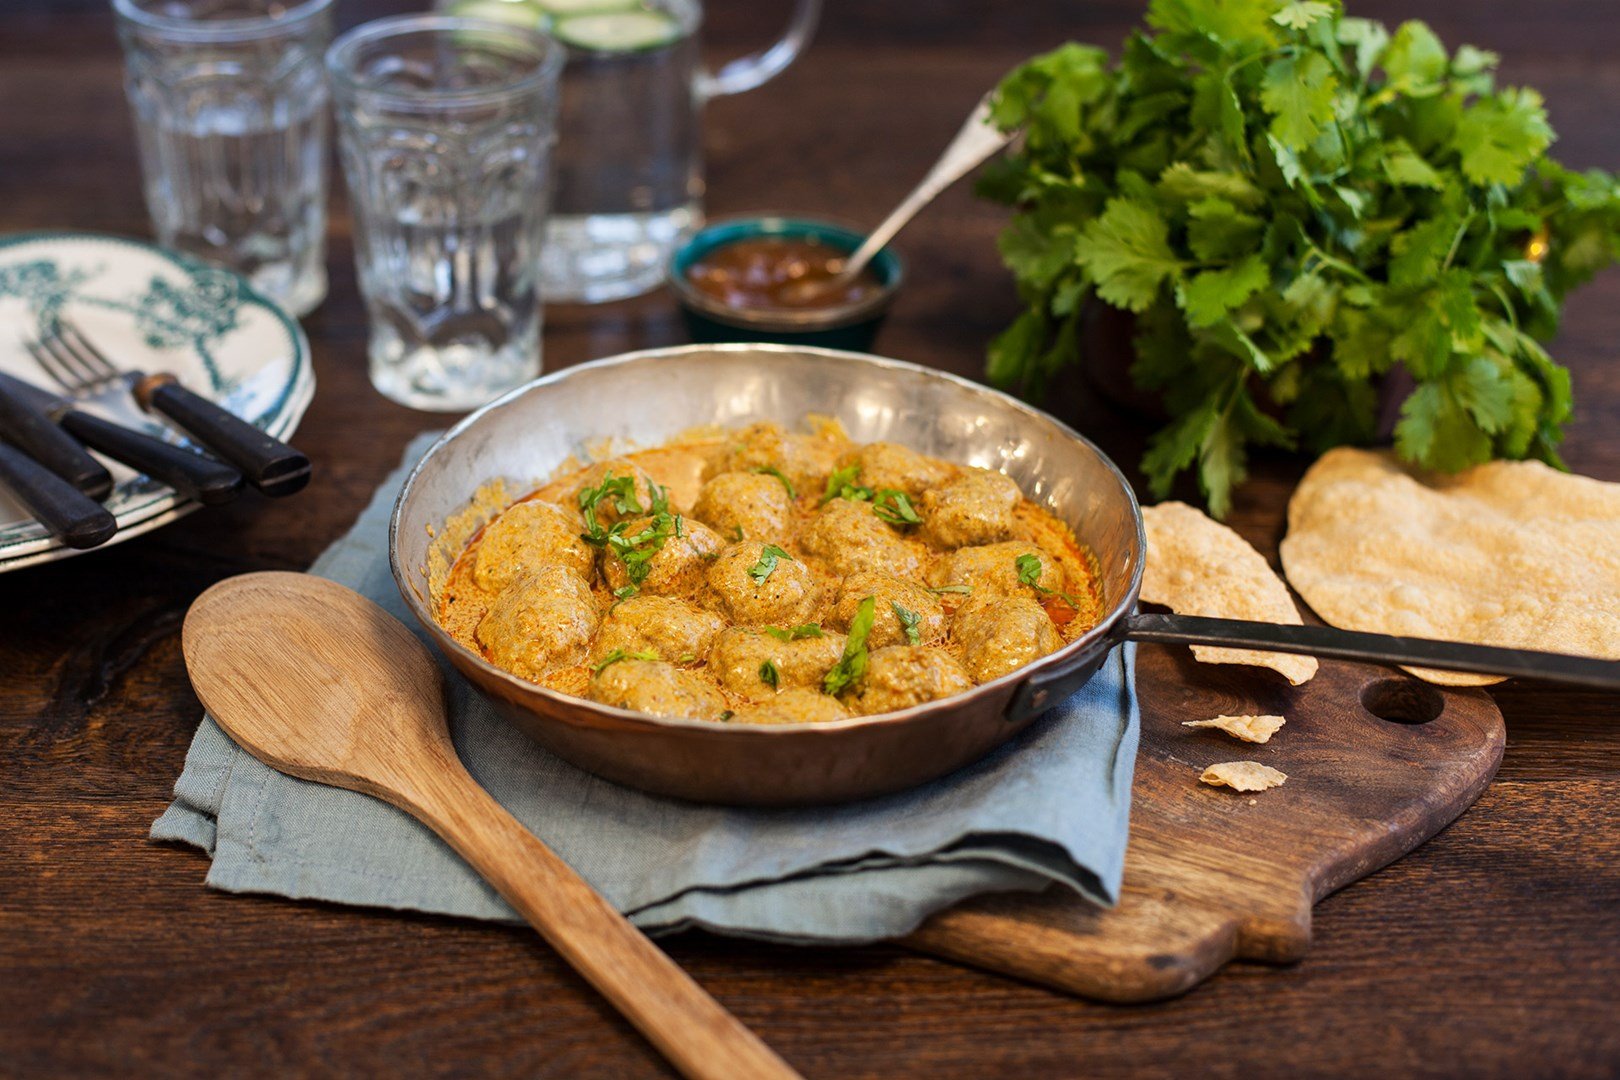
[
  {"xmin": 819, "ymin": 463, "xmax": 871, "ymax": 505},
  {"xmin": 872, "ymin": 488, "xmax": 922, "ymax": 527},
  {"xmin": 752, "ymin": 465, "xmax": 798, "ymax": 500},
  {"xmin": 759, "ymin": 659, "xmax": 781, "ymax": 688},
  {"xmin": 1015, "ymin": 552, "xmax": 1082, "ymax": 608},
  {"xmin": 823, "ymin": 596, "xmax": 876, "ymax": 695},
  {"xmin": 577, "ymin": 470, "xmax": 642, "ymax": 539},
  {"xmin": 928, "ymin": 584, "xmax": 973, "ymax": 596},
  {"xmin": 732, "ymin": 524, "xmax": 745, "ymax": 542},
  {"xmin": 747, "ymin": 543, "xmax": 792, "ymax": 584},
  {"xmin": 592, "ymin": 648, "xmax": 658, "ymax": 674},
  {"xmin": 763, "ymin": 623, "xmax": 824, "ymax": 642},
  {"xmin": 719, "ymin": 710, "xmax": 735, "ymax": 722},
  {"xmin": 892, "ymin": 601, "xmax": 922, "ymax": 645},
  {"xmin": 604, "ymin": 513, "xmax": 680, "ymax": 598}
]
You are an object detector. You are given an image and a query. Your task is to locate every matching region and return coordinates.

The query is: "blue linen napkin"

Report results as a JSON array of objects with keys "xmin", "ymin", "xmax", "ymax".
[{"xmin": 152, "ymin": 434, "xmax": 1139, "ymax": 945}]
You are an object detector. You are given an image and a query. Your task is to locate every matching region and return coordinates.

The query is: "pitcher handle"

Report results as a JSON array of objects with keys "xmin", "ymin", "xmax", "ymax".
[{"xmin": 696, "ymin": 0, "xmax": 821, "ymax": 100}]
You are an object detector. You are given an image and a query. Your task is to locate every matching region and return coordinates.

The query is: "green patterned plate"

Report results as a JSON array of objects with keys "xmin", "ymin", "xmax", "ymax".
[{"xmin": 0, "ymin": 232, "xmax": 314, "ymax": 571}]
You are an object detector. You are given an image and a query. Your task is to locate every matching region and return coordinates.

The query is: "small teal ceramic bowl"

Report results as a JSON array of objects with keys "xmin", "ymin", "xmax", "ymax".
[{"xmin": 667, "ymin": 215, "xmax": 903, "ymax": 350}]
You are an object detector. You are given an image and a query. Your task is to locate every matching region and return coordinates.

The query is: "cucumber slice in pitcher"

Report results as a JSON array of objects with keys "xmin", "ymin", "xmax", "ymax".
[
  {"xmin": 553, "ymin": 10, "xmax": 682, "ymax": 52},
  {"xmin": 535, "ymin": 0, "xmax": 644, "ymax": 14},
  {"xmin": 445, "ymin": 0, "xmax": 551, "ymax": 31}
]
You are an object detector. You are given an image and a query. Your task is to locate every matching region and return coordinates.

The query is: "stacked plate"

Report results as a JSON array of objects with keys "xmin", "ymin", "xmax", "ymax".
[{"xmin": 0, "ymin": 233, "xmax": 315, "ymax": 572}]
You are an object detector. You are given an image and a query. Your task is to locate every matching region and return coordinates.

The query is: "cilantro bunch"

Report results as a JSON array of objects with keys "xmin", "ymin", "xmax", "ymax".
[{"xmin": 981, "ymin": 0, "xmax": 1620, "ymax": 516}]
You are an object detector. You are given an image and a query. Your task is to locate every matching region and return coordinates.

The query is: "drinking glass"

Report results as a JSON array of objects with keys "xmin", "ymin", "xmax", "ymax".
[
  {"xmin": 112, "ymin": 0, "xmax": 333, "ymax": 317},
  {"xmin": 439, "ymin": 0, "xmax": 820, "ymax": 303},
  {"xmin": 327, "ymin": 16, "xmax": 564, "ymax": 412}
]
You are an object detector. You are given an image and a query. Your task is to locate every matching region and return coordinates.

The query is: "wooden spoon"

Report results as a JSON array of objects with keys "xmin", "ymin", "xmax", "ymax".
[{"xmin": 182, "ymin": 571, "xmax": 801, "ymax": 1080}]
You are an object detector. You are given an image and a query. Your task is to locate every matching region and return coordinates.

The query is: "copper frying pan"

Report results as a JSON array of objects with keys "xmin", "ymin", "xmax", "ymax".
[{"xmin": 389, "ymin": 345, "xmax": 1619, "ymax": 806}]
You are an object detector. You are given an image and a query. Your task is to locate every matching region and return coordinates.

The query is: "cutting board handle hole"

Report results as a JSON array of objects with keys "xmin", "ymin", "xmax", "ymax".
[{"xmin": 1360, "ymin": 678, "xmax": 1445, "ymax": 725}]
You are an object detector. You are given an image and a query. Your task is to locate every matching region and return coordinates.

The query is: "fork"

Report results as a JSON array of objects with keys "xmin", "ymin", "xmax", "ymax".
[{"xmin": 29, "ymin": 320, "xmax": 311, "ymax": 497}]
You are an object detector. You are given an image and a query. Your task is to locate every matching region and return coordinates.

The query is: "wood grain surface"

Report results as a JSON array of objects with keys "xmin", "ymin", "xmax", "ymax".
[
  {"xmin": 906, "ymin": 644, "xmax": 1506, "ymax": 1002},
  {"xmin": 3, "ymin": 1, "xmax": 1618, "ymax": 1077}
]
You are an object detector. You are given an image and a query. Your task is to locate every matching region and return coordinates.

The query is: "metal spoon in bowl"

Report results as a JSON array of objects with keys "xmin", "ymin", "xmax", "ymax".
[
  {"xmin": 785, "ymin": 91, "xmax": 1014, "ymax": 304},
  {"xmin": 182, "ymin": 572, "xmax": 802, "ymax": 1080}
]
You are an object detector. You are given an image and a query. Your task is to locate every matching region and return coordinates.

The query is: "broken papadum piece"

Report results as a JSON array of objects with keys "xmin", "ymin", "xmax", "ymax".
[
  {"xmin": 1183, "ymin": 713, "xmax": 1285, "ymax": 744},
  {"xmin": 1142, "ymin": 501, "xmax": 1317, "ymax": 685},
  {"xmin": 1199, "ymin": 761, "xmax": 1288, "ymax": 792}
]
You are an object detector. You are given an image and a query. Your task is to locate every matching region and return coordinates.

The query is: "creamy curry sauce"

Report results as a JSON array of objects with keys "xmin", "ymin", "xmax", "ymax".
[{"xmin": 436, "ymin": 418, "xmax": 1103, "ymax": 725}]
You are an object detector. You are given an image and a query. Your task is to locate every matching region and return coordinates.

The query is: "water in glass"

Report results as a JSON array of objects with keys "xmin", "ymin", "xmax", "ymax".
[
  {"xmin": 113, "ymin": 0, "xmax": 333, "ymax": 317},
  {"xmin": 328, "ymin": 17, "xmax": 563, "ymax": 412}
]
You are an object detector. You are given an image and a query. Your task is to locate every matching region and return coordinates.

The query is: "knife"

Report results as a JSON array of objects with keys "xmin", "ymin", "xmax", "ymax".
[
  {"xmin": 0, "ymin": 370, "xmax": 243, "ymax": 506},
  {"xmin": 0, "ymin": 439, "xmax": 117, "ymax": 549},
  {"xmin": 0, "ymin": 372, "xmax": 112, "ymax": 498}
]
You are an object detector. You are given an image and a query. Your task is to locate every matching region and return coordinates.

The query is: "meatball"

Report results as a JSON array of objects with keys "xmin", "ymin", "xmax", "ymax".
[
  {"xmin": 953, "ymin": 596, "xmax": 1063, "ymax": 683},
  {"xmin": 831, "ymin": 572, "xmax": 946, "ymax": 649},
  {"xmin": 571, "ymin": 458, "xmax": 665, "ymax": 528},
  {"xmin": 601, "ymin": 515, "xmax": 724, "ymax": 601},
  {"xmin": 472, "ymin": 499, "xmax": 594, "ymax": 595},
  {"xmin": 730, "ymin": 687, "xmax": 851, "ymax": 726},
  {"xmin": 706, "ymin": 421, "xmax": 847, "ymax": 494},
  {"xmin": 838, "ymin": 441, "xmax": 953, "ymax": 498},
  {"xmin": 845, "ymin": 645, "xmax": 974, "ymax": 716},
  {"xmin": 690, "ymin": 470, "xmax": 793, "ymax": 543},
  {"xmin": 707, "ymin": 625, "xmax": 847, "ymax": 703},
  {"xmin": 927, "ymin": 541, "xmax": 1065, "ymax": 600},
  {"xmin": 798, "ymin": 498, "xmax": 925, "ymax": 579},
  {"xmin": 591, "ymin": 595, "xmax": 725, "ymax": 666},
  {"xmin": 475, "ymin": 566, "xmax": 599, "ymax": 682},
  {"xmin": 919, "ymin": 468, "xmax": 1021, "ymax": 550},
  {"xmin": 587, "ymin": 659, "xmax": 728, "ymax": 721},
  {"xmin": 707, "ymin": 541, "xmax": 823, "ymax": 626}
]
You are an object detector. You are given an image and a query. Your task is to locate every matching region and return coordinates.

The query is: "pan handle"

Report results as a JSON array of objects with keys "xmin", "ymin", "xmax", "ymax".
[{"xmin": 1123, "ymin": 612, "xmax": 1620, "ymax": 692}]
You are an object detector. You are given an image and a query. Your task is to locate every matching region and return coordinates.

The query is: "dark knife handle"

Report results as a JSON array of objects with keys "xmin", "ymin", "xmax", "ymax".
[
  {"xmin": 140, "ymin": 377, "xmax": 310, "ymax": 497},
  {"xmin": 58, "ymin": 410, "xmax": 244, "ymax": 506},
  {"xmin": 0, "ymin": 441, "xmax": 117, "ymax": 549},
  {"xmin": 0, "ymin": 382, "xmax": 112, "ymax": 499}
]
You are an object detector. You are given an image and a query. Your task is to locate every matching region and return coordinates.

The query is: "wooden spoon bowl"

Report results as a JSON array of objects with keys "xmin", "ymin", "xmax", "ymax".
[{"xmin": 183, "ymin": 571, "xmax": 800, "ymax": 1080}]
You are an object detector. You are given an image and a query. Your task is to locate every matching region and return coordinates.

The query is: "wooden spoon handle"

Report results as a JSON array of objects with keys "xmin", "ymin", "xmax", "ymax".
[{"xmin": 403, "ymin": 758, "xmax": 802, "ymax": 1080}]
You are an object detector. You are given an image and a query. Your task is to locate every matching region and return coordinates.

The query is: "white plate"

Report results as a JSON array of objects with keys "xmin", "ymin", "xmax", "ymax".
[{"xmin": 0, "ymin": 232, "xmax": 315, "ymax": 571}]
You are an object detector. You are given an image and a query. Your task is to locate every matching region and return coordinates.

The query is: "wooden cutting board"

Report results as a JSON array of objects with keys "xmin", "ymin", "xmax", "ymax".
[{"xmin": 902, "ymin": 642, "xmax": 1506, "ymax": 1002}]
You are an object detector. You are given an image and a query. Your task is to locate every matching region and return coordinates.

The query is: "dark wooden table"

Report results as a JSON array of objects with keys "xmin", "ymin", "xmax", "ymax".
[{"xmin": 4, "ymin": 1, "xmax": 1617, "ymax": 1076}]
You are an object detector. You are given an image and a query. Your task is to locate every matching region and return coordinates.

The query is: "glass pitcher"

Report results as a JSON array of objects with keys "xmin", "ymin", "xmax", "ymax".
[{"xmin": 440, "ymin": 0, "xmax": 821, "ymax": 304}]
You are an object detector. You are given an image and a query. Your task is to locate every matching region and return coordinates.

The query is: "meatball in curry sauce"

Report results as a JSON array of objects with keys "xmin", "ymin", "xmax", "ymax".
[{"xmin": 435, "ymin": 418, "xmax": 1103, "ymax": 724}]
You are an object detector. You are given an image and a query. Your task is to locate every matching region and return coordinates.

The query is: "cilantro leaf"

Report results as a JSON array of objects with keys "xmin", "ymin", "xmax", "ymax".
[
  {"xmin": 759, "ymin": 659, "xmax": 781, "ymax": 689},
  {"xmin": 747, "ymin": 544, "xmax": 792, "ymax": 585},
  {"xmin": 1260, "ymin": 52, "xmax": 1338, "ymax": 150},
  {"xmin": 751, "ymin": 465, "xmax": 797, "ymax": 500},
  {"xmin": 891, "ymin": 602, "xmax": 922, "ymax": 646},
  {"xmin": 763, "ymin": 624, "xmax": 824, "ymax": 642},
  {"xmin": 1273, "ymin": 1, "xmax": 1333, "ymax": 31},
  {"xmin": 871, "ymin": 489, "xmax": 922, "ymax": 527},
  {"xmin": 1382, "ymin": 20, "xmax": 1448, "ymax": 95},
  {"xmin": 1382, "ymin": 139, "xmax": 1445, "ymax": 189},
  {"xmin": 823, "ymin": 596, "xmax": 876, "ymax": 696},
  {"xmin": 1186, "ymin": 198, "xmax": 1265, "ymax": 262},
  {"xmin": 1074, "ymin": 197, "xmax": 1183, "ymax": 312},
  {"xmin": 819, "ymin": 463, "xmax": 869, "ymax": 505},
  {"xmin": 1177, "ymin": 254, "xmax": 1270, "ymax": 328},
  {"xmin": 1451, "ymin": 88, "xmax": 1553, "ymax": 186},
  {"xmin": 592, "ymin": 649, "xmax": 658, "ymax": 675}
]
